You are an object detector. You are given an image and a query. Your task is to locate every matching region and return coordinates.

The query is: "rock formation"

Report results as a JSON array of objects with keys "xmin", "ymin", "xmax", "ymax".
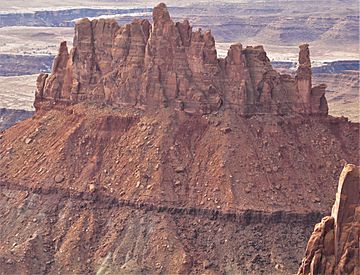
[
  {"xmin": 35, "ymin": 3, "xmax": 328, "ymax": 116},
  {"xmin": 2, "ymin": 3, "xmax": 360, "ymax": 275},
  {"xmin": 298, "ymin": 164, "xmax": 360, "ymax": 275}
]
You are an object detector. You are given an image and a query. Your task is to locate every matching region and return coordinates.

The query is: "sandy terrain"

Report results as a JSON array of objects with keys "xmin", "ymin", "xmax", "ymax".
[
  {"xmin": 0, "ymin": 27, "xmax": 73, "ymax": 55},
  {"xmin": 0, "ymin": 75, "xmax": 36, "ymax": 111}
]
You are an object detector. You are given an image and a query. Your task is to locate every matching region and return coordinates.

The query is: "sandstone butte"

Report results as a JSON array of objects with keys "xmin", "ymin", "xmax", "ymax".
[
  {"xmin": 0, "ymin": 3, "xmax": 359, "ymax": 274},
  {"xmin": 35, "ymin": 3, "xmax": 328, "ymax": 116},
  {"xmin": 298, "ymin": 164, "xmax": 360, "ymax": 275}
]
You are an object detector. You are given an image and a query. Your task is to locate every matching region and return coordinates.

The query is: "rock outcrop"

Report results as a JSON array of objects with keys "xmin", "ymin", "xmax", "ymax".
[
  {"xmin": 3, "ymin": 3, "xmax": 360, "ymax": 275},
  {"xmin": 298, "ymin": 164, "xmax": 360, "ymax": 275},
  {"xmin": 35, "ymin": 3, "xmax": 328, "ymax": 116}
]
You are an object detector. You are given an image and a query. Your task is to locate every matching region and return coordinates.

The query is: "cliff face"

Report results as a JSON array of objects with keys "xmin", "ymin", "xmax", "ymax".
[
  {"xmin": 1, "ymin": 3, "xmax": 359, "ymax": 275},
  {"xmin": 35, "ymin": 3, "xmax": 327, "ymax": 116},
  {"xmin": 298, "ymin": 164, "xmax": 360, "ymax": 275}
]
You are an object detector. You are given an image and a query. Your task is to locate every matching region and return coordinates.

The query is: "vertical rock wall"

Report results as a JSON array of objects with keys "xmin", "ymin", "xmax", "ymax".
[{"xmin": 35, "ymin": 3, "xmax": 328, "ymax": 116}]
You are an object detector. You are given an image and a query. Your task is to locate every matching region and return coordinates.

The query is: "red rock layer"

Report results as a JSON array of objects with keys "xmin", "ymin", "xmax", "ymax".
[
  {"xmin": 298, "ymin": 164, "xmax": 360, "ymax": 275},
  {"xmin": 35, "ymin": 3, "xmax": 327, "ymax": 116},
  {"xmin": 0, "ymin": 103, "xmax": 358, "ymax": 274}
]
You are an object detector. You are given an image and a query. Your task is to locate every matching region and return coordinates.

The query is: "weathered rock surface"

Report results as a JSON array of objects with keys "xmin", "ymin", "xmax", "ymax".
[
  {"xmin": 298, "ymin": 164, "xmax": 360, "ymax": 275},
  {"xmin": 1, "ymin": 3, "xmax": 359, "ymax": 275},
  {"xmin": 0, "ymin": 104, "xmax": 358, "ymax": 274},
  {"xmin": 35, "ymin": 3, "xmax": 327, "ymax": 116}
]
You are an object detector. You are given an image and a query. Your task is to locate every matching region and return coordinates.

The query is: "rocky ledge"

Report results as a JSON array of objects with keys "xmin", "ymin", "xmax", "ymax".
[
  {"xmin": 298, "ymin": 164, "xmax": 360, "ymax": 275},
  {"xmin": 35, "ymin": 3, "xmax": 327, "ymax": 116}
]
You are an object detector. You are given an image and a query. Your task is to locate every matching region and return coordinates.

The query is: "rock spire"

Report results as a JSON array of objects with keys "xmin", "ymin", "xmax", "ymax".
[{"xmin": 35, "ymin": 3, "xmax": 328, "ymax": 116}]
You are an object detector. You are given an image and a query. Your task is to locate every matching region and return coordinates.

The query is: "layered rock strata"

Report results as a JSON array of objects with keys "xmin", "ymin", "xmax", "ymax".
[
  {"xmin": 35, "ymin": 3, "xmax": 328, "ymax": 116},
  {"xmin": 298, "ymin": 164, "xmax": 360, "ymax": 275}
]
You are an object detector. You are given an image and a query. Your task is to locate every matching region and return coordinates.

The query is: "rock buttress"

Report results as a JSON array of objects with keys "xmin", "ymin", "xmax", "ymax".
[{"xmin": 298, "ymin": 164, "xmax": 360, "ymax": 275}]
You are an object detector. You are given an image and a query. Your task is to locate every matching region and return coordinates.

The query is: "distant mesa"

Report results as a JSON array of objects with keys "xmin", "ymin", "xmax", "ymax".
[
  {"xmin": 35, "ymin": 3, "xmax": 328, "ymax": 116},
  {"xmin": 30, "ymin": 32, "xmax": 56, "ymax": 37}
]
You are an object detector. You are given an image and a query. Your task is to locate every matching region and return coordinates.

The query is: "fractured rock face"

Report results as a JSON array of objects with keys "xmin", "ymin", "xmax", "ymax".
[
  {"xmin": 298, "ymin": 164, "xmax": 360, "ymax": 275},
  {"xmin": 35, "ymin": 3, "xmax": 328, "ymax": 116}
]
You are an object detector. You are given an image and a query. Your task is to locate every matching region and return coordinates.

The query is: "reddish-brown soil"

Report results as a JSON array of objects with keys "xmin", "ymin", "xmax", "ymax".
[
  {"xmin": 0, "ymin": 102, "xmax": 359, "ymax": 274},
  {"xmin": 1, "ymin": 103, "xmax": 359, "ymax": 213}
]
